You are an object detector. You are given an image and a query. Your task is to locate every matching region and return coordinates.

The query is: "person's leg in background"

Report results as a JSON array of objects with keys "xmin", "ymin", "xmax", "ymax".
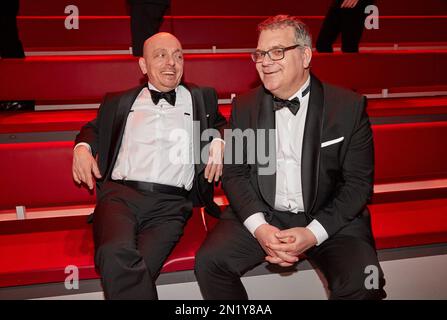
[
  {"xmin": 128, "ymin": 0, "xmax": 171, "ymax": 57},
  {"xmin": 0, "ymin": 0, "xmax": 25, "ymax": 58},
  {"xmin": 340, "ymin": 0, "xmax": 373, "ymax": 52},
  {"xmin": 316, "ymin": 0, "xmax": 342, "ymax": 53},
  {"xmin": 0, "ymin": 0, "xmax": 33, "ymax": 111}
]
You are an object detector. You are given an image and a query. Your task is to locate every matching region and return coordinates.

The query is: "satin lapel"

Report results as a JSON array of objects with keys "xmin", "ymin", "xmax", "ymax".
[
  {"xmin": 185, "ymin": 83, "xmax": 208, "ymax": 175},
  {"xmin": 256, "ymin": 87, "xmax": 277, "ymax": 208},
  {"xmin": 105, "ymin": 85, "xmax": 144, "ymax": 178},
  {"xmin": 302, "ymin": 75, "xmax": 324, "ymax": 214}
]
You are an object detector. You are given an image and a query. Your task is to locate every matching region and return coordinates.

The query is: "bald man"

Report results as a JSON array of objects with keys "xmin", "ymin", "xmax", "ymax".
[{"xmin": 73, "ymin": 32, "xmax": 226, "ymax": 299}]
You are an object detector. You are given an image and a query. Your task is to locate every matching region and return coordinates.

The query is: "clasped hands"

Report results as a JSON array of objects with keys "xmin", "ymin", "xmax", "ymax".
[{"xmin": 254, "ymin": 224, "xmax": 318, "ymax": 267}]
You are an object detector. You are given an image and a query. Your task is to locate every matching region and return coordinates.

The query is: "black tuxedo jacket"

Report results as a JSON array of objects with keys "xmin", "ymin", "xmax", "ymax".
[
  {"xmin": 222, "ymin": 75, "xmax": 374, "ymax": 237},
  {"xmin": 76, "ymin": 83, "xmax": 227, "ymax": 217}
]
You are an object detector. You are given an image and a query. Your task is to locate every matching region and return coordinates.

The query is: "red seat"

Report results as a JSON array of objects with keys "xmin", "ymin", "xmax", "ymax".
[
  {"xmin": 2, "ymin": 97, "xmax": 447, "ymax": 134},
  {"xmin": 0, "ymin": 207, "xmax": 207, "ymax": 288},
  {"xmin": 373, "ymin": 121, "xmax": 447, "ymax": 183},
  {"xmin": 0, "ymin": 106, "xmax": 445, "ymax": 290},
  {"xmin": 18, "ymin": 16, "xmax": 447, "ymax": 52},
  {"xmin": 1, "ymin": 51, "xmax": 446, "ymax": 102},
  {"xmin": 204, "ymin": 198, "xmax": 447, "ymax": 251},
  {"xmin": 18, "ymin": 0, "xmax": 447, "ymax": 16},
  {"xmin": 0, "ymin": 109, "xmax": 97, "ymax": 134},
  {"xmin": 0, "ymin": 141, "xmax": 96, "ymax": 211},
  {"xmin": 370, "ymin": 198, "xmax": 447, "ymax": 249},
  {"xmin": 367, "ymin": 96, "xmax": 447, "ymax": 118},
  {"xmin": 1, "ymin": 197, "xmax": 446, "ymax": 288},
  {"xmin": 2, "ymin": 120, "xmax": 447, "ymax": 211}
]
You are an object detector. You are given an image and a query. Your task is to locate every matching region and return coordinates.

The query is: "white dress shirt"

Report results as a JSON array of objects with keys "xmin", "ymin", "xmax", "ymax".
[
  {"xmin": 75, "ymin": 83, "xmax": 195, "ymax": 190},
  {"xmin": 244, "ymin": 76, "xmax": 329, "ymax": 246},
  {"xmin": 111, "ymin": 83, "xmax": 195, "ymax": 190}
]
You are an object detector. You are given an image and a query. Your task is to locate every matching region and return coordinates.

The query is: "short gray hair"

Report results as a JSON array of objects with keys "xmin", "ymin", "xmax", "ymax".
[{"xmin": 257, "ymin": 15, "xmax": 312, "ymax": 48}]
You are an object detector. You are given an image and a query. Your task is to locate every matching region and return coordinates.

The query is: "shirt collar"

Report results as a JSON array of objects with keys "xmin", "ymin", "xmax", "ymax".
[
  {"xmin": 147, "ymin": 82, "xmax": 180, "ymax": 93},
  {"xmin": 288, "ymin": 75, "xmax": 311, "ymax": 101}
]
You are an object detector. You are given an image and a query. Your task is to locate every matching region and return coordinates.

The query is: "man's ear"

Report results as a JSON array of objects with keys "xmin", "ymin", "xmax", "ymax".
[
  {"xmin": 303, "ymin": 46, "xmax": 312, "ymax": 69},
  {"xmin": 138, "ymin": 57, "xmax": 147, "ymax": 75}
]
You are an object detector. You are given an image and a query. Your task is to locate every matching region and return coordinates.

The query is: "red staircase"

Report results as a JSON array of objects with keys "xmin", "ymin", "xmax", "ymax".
[{"xmin": 0, "ymin": 0, "xmax": 446, "ymax": 293}]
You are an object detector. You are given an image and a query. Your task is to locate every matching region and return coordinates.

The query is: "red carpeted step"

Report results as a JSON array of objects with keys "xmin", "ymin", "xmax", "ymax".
[
  {"xmin": 373, "ymin": 121, "xmax": 447, "ymax": 184},
  {"xmin": 19, "ymin": 0, "xmax": 129, "ymax": 16},
  {"xmin": 18, "ymin": 0, "xmax": 332, "ymax": 16},
  {"xmin": 312, "ymin": 50, "xmax": 447, "ymax": 93},
  {"xmin": 361, "ymin": 16, "xmax": 447, "ymax": 44},
  {"xmin": 203, "ymin": 198, "xmax": 447, "ymax": 249},
  {"xmin": 1, "ymin": 121, "xmax": 446, "ymax": 211},
  {"xmin": 17, "ymin": 16, "xmax": 447, "ymax": 52},
  {"xmin": 1, "ymin": 97, "xmax": 447, "ymax": 134},
  {"xmin": 0, "ymin": 197, "xmax": 446, "ymax": 288},
  {"xmin": 169, "ymin": 0, "xmax": 447, "ymax": 16},
  {"xmin": 1, "ymin": 51, "xmax": 446, "ymax": 101},
  {"xmin": 0, "ymin": 208, "xmax": 208, "ymax": 287},
  {"xmin": 0, "ymin": 109, "xmax": 98, "ymax": 134},
  {"xmin": 18, "ymin": 0, "xmax": 447, "ymax": 16},
  {"xmin": 367, "ymin": 96, "xmax": 447, "ymax": 117},
  {"xmin": 0, "ymin": 198, "xmax": 445, "ymax": 288},
  {"xmin": 0, "ymin": 141, "xmax": 96, "ymax": 211},
  {"xmin": 370, "ymin": 198, "xmax": 447, "ymax": 249}
]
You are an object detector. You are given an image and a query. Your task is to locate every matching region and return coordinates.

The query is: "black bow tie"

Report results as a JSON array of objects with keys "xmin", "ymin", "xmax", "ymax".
[
  {"xmin": 273, "ymin": 96, "xmax": 301, "ymax": 115},
  {"xmin": 149, "ymin": 89, "xmax": 176, "ymax": 106},
  {"xmin": 272, "ymin": 84, "xmax": 310, "ymax": 115}
]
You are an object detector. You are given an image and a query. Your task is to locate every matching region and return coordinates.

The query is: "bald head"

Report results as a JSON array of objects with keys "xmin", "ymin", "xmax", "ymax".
[
  {"xmin": 142, "ymin": 32, "xmax": 183, "ymax": 57},
  {"xmin": 138, "ymin": 32, "xmax": 184, "ymax": 92}
]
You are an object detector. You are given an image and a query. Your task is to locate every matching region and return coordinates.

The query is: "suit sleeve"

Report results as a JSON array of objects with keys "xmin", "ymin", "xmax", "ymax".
[
  {"xmin": 74, "ymin": 95, "xmax": 108, "ymax": 156},
  {"xmin": 222, "ymin": 99, "xmax": 270, "ymax": 222},
  {"xmin": 203, "ymin": 87, "xmax": 227, "ymax": 135},
  {"xmin": 312, "ymin": 96, "xmax": 374, "ymax": 237}
]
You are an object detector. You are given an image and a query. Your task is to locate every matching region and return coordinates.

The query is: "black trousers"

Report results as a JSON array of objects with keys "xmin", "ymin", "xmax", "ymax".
[
  {"xmin": 0, "ymin": 0, "xmax": 25, "ymax": 58},
  {"xmin": 128, "ymin": 0, "xmax": 170, "ymax": 57},
  {"xmin": 195, "ymin": 207, "xmax": 386, "ymax": 300},
  {"xmin": 316, "ymin": 0, "xmax": 374, "ymax": 53},
  {"xmin": 93, "ymin": 180, "xmax": 192, "ymax": 300}
]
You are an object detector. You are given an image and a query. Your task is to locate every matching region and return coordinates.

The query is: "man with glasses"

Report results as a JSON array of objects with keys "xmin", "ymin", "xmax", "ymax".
[{"xmin": 195, "ymin": 15, "xmax": 386, "ymax": 300}]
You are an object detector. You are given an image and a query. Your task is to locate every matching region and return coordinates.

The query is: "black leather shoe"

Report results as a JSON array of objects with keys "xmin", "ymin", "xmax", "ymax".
[{"xmin": 0, "ymin": 100, "xmax": 35, "ymax": 111}]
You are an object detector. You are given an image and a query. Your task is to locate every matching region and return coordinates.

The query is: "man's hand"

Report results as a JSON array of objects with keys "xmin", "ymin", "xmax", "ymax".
[
  {"xmin": 341, "ymin": 0, "xmax": 359, "ymax": 8},
  {"xmin": 255, "ymin": 224, "xmax": 299, "ymax": 267},
  {"xmin": 265, "ymin": 227, "xmax": 318, "ymax": 265},
  {"xmin": 205, "ymin": 139, "xmax": 224, "ymax": 183},
  {"xmin": 72, "ymin": 145, "xmax": 102, "ymax": 190}
]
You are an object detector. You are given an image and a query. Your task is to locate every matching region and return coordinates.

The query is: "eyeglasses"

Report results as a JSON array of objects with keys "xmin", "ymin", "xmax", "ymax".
[{"xmin": 251, "ymin": 44, "xmax": 302, "ymax": 63}]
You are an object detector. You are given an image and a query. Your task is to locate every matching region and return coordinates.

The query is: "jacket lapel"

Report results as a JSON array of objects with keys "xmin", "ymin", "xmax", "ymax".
[
  {"xmin": 302, "ymin": 74, "xmax": 324, "ymax": 214},
  {"xmin": 106, "ymin": 84, "xmax": 145, "ymax": 178},
  {"xmin": 256, "ymin": 87, "xmax": 277, "ymax": 208}
]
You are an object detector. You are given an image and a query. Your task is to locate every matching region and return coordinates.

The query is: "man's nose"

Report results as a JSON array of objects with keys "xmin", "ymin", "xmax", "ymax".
[{"xmin": 166, "ymin": 55, "xmax": 176, "ymax": 66}]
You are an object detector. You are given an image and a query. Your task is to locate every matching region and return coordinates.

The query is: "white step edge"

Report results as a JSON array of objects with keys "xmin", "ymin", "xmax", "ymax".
[
  {"xmin": 34, "ymin": 91, "xmax": 447, "ymax": 111},
  {"xmin": 24, "ymin": 45, "xmax": 447, "ymax": 57},
  {"xmin": 1, "ymin": 178, "xmax": 446, "ymax": 222}
]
